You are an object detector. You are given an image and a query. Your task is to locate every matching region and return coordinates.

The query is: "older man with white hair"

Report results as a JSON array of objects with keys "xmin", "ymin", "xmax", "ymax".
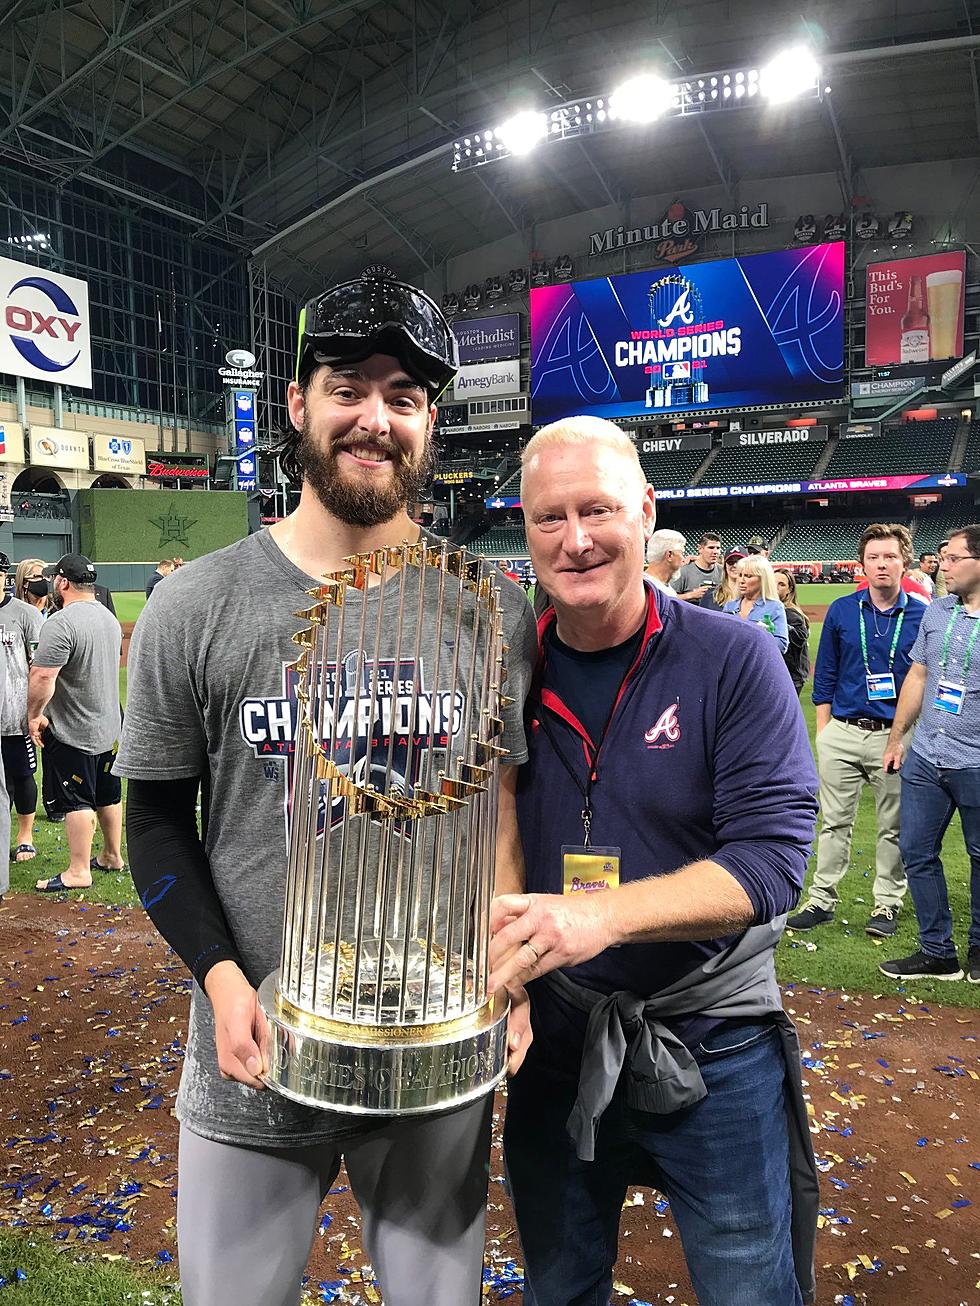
[
  {"xmin": 490, "ymin": 414, "xmax": 820, "ymax": 1306},
  {"xmin": 645, "ymin": 528, "xmax": 686, "ymax": 595}
]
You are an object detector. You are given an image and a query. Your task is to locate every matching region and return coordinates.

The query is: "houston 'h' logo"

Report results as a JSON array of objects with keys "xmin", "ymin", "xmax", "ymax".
[{"xmin": 645, "ymin": 703, "xmax": 681, "ymax": 746}]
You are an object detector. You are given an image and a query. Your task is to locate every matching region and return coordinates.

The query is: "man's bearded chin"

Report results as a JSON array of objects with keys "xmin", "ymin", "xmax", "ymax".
[{"xmin": 297, "ymin": 418, "xmax": 435, "ymax": 528}]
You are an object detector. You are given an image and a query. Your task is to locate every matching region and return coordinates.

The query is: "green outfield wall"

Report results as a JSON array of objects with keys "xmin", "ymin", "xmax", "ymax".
[{"xmin": 77, "ymin": 489, "xmax": 249, "ymax": 563}]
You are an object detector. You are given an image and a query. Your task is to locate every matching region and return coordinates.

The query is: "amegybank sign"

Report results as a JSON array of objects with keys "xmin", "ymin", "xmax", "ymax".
[
  {"xmin": 452, "ymin": 359, "xmax": 520, "ymax": 399},
  {"xmin": 0, "ymin": 256, "xmax": 92, "ymax": 389}
]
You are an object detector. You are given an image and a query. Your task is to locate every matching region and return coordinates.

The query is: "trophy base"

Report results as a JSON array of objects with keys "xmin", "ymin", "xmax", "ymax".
[{"xmin": 257, "ymin": 971, "xmax": 510, "ymax": 1115}]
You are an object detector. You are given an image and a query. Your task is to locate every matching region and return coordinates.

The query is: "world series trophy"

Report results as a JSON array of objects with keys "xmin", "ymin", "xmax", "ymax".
[
  {"xmin": 258, "ymin": 540, "xmax": 512, "ymax": 1114},
  {"xmin": 645, "ymin": 274, "xmax": 710, "ymax": 410}
]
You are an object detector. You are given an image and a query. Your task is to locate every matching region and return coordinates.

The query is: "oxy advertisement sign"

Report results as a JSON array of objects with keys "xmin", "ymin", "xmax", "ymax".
[
  {"xmin": 531, "ymin": 242, "xmax": 845, "ymax": 422},
  {"xmin": 29, "ymin": 426, "xmax": 89, "ymax": 471},
  {"xmin": 0, "ymin": 256, "xmax": 92, "ymax": 389},
  {"xmin": 451, "ymin": 359, "xmax": 521, "ymax": 399},
  {"xmin": 93, "ymin": 433, "xmax": 146, "ymax": 477},
  {"xmin": 0, "ymin": 421, "xmax": 26, "ymax": 464},
  {"xmin": 865, "ymin": 251, "xmax": 966, "ymax": 367},
  {"xmin": 452, "ymin": 314, "xmax": 520, "ymax": 364}
]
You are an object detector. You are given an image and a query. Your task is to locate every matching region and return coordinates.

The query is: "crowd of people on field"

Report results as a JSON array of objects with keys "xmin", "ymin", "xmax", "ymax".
[
  {"xmin": 648, "ymin": 524, "xmax": 979, "ymax": 985},
  {"xmin": 0, "ymin": 552, "xmax": 123, "ymax": 901}
]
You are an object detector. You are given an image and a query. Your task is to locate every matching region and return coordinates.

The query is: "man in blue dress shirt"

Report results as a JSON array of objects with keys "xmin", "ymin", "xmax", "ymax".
[
  {"xmin": 789, "ymin": 524, "xmax": 925, "ymax": 938},
  {"xmin": 879, "ymin": 525, "xmax": 980, "ymax": 983}
]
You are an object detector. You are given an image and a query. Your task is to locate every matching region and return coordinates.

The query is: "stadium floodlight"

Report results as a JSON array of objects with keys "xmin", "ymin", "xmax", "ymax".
[
  {"xmin": 609, "ymin": 73, "xmax": 675, "ymax": 123},
  {"xmin": 496, "ymin": 110, "xmax": 548, "ymax": 156},
  {"xmin": 759, "ymin": 46, "xmax": 820, "ymax": 103},
  {"xmin": 451, "ymin": 49, "xmax": 823, "ymax": 170}
]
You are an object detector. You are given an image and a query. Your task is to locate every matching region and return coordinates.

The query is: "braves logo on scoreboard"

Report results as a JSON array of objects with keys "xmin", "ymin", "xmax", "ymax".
[{"xmin": 0, "ymin": 257, "xmax": 92, "ymax": 389}]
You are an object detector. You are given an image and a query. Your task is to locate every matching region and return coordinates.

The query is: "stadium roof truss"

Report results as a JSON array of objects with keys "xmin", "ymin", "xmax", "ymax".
[{"xmin": 2, "ymin": 0, "xmax": 980, "ymax": 296}]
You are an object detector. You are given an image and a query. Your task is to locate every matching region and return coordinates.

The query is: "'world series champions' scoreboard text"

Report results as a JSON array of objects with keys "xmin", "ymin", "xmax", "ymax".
[{"xmin": 529, "ymin": 242, "xmax": 845, "ymax": 423}]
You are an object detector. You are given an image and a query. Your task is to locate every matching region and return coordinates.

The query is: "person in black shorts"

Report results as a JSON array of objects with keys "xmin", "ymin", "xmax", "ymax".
[
  {"xmin": 28, "ymin": 554, "xmax": 124, "ymax": 892},
  {"xmin": 0, "ymin": 551, "xmax": 43, "ymax": 861}
]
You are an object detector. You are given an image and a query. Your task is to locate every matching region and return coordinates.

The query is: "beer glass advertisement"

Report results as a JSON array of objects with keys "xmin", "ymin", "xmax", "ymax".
[
  {"xmin": 865, "ymin": 251, "xmax": 966, "ymax": 367},
  {"xmin": 529, "ymin": 242, "xmax": 845, "ymax": 423}
]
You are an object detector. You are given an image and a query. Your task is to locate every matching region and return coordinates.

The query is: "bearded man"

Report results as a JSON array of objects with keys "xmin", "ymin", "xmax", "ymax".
[{"xmin": 114, "ymin": 273, "xmax": 537, "ymax": 1306}]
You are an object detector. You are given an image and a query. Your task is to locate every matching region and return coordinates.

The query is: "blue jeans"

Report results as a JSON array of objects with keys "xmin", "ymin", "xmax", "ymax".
[
  {"xmin": 899, "ymin": 748, "xmax": 980, "ymax": 957},
  {"xmin": 504, "ymin": 1006, "xmax": 802, "ymax": 1306}
]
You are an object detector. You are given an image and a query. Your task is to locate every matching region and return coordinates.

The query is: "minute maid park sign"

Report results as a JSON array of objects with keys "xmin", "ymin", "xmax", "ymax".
[{"xmin": 588, "ymin": 201, "xmax": 769, "ymax": 260}]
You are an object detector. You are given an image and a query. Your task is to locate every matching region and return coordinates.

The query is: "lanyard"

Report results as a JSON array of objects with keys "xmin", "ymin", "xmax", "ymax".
[
  {"xmin": 858, "ymin": 600, "xmax": 904, "ymax": 676},
  {"xmin": 939, "ymin": 604, "xmax": 980, "ymax": 678},
  {"xmin": 538, "ymin": 700, "xmax": 622, "ymax": 847}
]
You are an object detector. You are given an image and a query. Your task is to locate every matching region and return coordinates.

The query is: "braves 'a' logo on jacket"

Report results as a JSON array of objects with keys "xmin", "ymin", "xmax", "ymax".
[{"xmin": 645, "ymin": 703, "xmax": 681, "ymax": 748}]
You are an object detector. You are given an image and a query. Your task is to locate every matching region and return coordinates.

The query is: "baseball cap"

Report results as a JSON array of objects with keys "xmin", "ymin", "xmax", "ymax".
[
  {"xmin": 42, "ymin": 553, "xmax": 97, "ymax": 585},
  {"xmin": 295, "ymin": 272, "xmax": 459, "ymax": 399},
  {"xmin": 0, "ymin": 552, "xmax": 10, "ymax": 573},
  {"xmin": 746, "ymin": 536, "xmax": 767, "ymax": 554},
  {"xmin": 725, "ymin": 548, "xmax": 746, "ymax": 564}
]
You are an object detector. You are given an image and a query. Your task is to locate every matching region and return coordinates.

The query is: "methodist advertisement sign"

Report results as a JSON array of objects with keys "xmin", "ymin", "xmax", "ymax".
[
  {"xmin": 93, "ymin": 433, "xmax": 146, "ymax": 477},
  {"xmin": 29, "ymin": 426, "xmax": 89, "ymax": 471},
  {"xmin": 452, "ymin": 314, "xmax": 520, "ymax": 363},
  {"xmin": 486, "ymin": 471, "xmax": 965, "ymax": 510},
  {"xmin": 865, "ymin": 251, "xmax": 966, "ymax": 367},
  {"xmin": 0, "ymin": 256, "xmax": 92, "ymax": 389},
  {"xmin": 530, "ymin": 242, "xmax": 845, "ymax": 422}
]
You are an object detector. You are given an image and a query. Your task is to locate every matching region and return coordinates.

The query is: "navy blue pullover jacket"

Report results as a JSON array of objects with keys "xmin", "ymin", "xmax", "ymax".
[
  {"xmin": 811, "ymin": 588, "xmax": 925, "ymax": 723},
  {"xmin": 516, "ymin": 584, "xmax": 819, "ymax": 997}
]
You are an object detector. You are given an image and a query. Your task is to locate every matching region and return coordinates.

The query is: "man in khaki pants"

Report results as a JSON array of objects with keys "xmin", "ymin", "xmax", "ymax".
[{"xmin": 789, "ymin": 525, "xmax": 926, "ymax": 937}]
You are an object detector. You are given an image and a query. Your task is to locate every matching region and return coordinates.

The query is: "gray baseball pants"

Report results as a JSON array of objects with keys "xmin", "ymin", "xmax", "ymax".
[{"xmin": 177, "ymin": 1095, "xmax": 493, "ymax": 1306}]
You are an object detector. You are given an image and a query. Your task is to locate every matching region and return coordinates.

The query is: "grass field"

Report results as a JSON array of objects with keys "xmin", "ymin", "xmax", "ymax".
[
  {"xmin": 0, "ymin": 1231, "xmax": 180, "ymax": 1304},
  {"xmin": 112, "ymin": 592, "xmax": 146, "ymax": 623}
]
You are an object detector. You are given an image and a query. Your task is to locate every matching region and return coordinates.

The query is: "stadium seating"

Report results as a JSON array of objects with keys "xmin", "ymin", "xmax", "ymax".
[
  {"xmin": 473, "ymin": 525, "xmax": 528, "ymax": 557},
  {"xmin": 654, "ymin": 515, "xmax": 786, "ymax": 555},
  {"xmin": 490, "ymin": 467, "xmax": 522, "ymax": 501},
  {"xmin": 638, "ymin": 447, "xmax": 710, "ymax": 488},
  {"xmin": 960, "ymin": 420, "xmax": 980, "ymax": 474},
  {"xmin": 697, "ymin": 441, "xmax": 825, "ymax": 487},
  {"xmin": 821, "ymin": 419, "xmax": 957, "ymax": 479},
  {"xmin": 914, "ymin": 510, "xmax": 976, "ymax": 554},
  {"xmin": 771, "ymin": 518, "xmax": 912, "ymax": 563}
]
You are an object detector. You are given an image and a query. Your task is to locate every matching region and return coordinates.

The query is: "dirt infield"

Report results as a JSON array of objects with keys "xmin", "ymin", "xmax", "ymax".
[
  {"xmin": 1, "ymin": 896, "xmax": 978, "ymax": 1304},
  {"xmin": 802, "ymin": 604, "xmax": 831, "ymax": 624}
]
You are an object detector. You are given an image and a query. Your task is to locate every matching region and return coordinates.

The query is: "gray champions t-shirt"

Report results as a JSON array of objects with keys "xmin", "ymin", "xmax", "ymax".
[
  {"xmin": 114, "ymin": 529, "xmax": 538, "ymax": 1147},
  {"xmin": 33, "ymin": 600, "xmax": 122, "ymax": 753},
  {"xmin": 0, "ymin": 597, "xmax": 43, "ymax": 736}
]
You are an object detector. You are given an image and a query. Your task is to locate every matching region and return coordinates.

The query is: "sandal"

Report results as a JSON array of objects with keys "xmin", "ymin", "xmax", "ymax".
[
  {"xmin": 36, "ymin": 873, "xmax": 70, "ymax": 893},
  {"xmin": 90, "ymin": 856, "xmax": 126, "ymax": 872},
  {"xmin": 11, "ymin": 844, "xmax": 37, "ymax": 862}
]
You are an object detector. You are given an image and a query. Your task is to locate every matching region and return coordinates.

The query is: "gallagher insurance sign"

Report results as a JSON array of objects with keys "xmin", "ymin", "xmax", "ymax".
[{"xmin": 0, "ymin": 256, "xmax": 92, "ymax": 389}]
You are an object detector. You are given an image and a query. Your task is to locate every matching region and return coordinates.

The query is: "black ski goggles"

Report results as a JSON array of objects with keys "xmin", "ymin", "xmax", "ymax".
[{"xmin": 295, "ymin": 277, "xmax": 459, "ymax": 400}]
